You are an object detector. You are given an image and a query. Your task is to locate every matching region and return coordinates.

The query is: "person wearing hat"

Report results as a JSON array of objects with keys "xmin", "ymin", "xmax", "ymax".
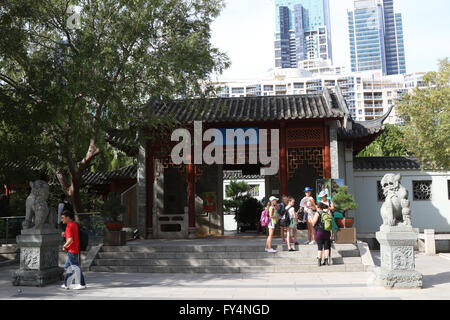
[
  {"xmin": 299, "ymin": 187, "xmax": 317, "ymax": 245},
  {"xmin": 318, "ymin": 189, "xmax": 335, "ymax": 211},
  {"xmin": 265, "ymin": 196, "xmax": 279, "ymax": 253},
  {"xmin": 318, "ymin": 189, "xmax": 335, "ymax": 240}
]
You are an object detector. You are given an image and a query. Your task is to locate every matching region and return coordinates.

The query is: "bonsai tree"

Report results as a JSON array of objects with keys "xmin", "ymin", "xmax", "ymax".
[
  {"xmin": 223, "ymin": 179, "xmax": 251, "ymax": 216},
  {"xmin": 332, "ymin": 186, "xmax": 358, "ymax": 217},
  {"xmin": 236, "ymin": 197, "xmax": 263, "ymax": 232},
  {"xmin": 102, "ymin": 193, "xmax": 126, "ymax": 225}
]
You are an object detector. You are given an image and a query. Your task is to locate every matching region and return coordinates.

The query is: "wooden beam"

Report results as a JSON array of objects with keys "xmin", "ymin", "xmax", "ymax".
[
  {"xmin": 187, "ymin": 162, "xmax": 195, "ymax": 229},
  {"xmin": 145, "ymin": 141, "xmax": 154, "ymax": 230},
  {"xmin": 280, "ymin": 122, "xmax": 288, "ymax": 196},
  {"xmin": 323, "ymin": 124, "xmax": 332, "ymax": 178}
]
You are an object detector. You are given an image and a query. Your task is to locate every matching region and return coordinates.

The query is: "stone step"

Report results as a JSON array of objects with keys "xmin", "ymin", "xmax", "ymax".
[
  {"xmin": 101, "ymin": 243, "xmax": 359, "ymax": 254},
  {"xmin": 90, "ymin": 264, "xmax": 365, "ymax": 273},
  {"xmin": 97, "ymin": 250, "xmax": 349, "ymax": 260},
  {"xmin": 93, "ymin": 257, "xmax": 361, "ymax": 267}
]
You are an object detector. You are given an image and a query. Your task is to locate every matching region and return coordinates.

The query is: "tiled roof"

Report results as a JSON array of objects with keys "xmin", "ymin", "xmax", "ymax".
[
  {"xmin": 105, "ymin": 129, "xmax": 138, "ymax": 157},
  {"xmin": 354, "ymin": 157, "xmax": 421, "ymax": 170},
  {"xmin": 223, "ymin": 170, "xmax": 264, "ymax": 180},
  {"xmin": 81, "ymin": 165, "xmax": 137, "ymax": 186},
  {"xmin": 3, "ymin": 159, "xmax": 43, "ymax": 172},
  {"xmin": 147, "ymin": 91, "xmax": 346, "ymax": 125},
  {"xmin": 338, "ymin": 106, "xmax": 394, "ymax": 140}
]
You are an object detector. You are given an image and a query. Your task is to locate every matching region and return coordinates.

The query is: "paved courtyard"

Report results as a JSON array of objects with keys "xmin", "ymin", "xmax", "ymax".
[{"xmin": 0, "ymin": 251, "xmax": 449, "ymax": 300}]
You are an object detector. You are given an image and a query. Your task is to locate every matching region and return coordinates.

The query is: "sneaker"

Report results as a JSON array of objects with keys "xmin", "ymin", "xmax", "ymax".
[
  {"xmin": 61, "ymin": 284, "xmax": 68, "ymax": 289},
  {"xmin": 282, "ymin": 239, "xmax": 286, "ymax": 244},
  {"xmin": 72, "ymin": 284, "xmax": 86, "ymax": 290},
  {"xmin": 295, "ymin": 242, "xmax": 299, "ymax": 245},
  {"xmin": 267, "ymin": 248, "xmax": 277, "ymax": 253},
  {"xmin": 309, "ymin": 241, "xmax": 316, "ymax": 245},
  {"xmin": 288, "ymin": 248, "xmax": 296, "ymax": 252},
  {"xmin": 304, "ymin": 240, "xmax": 310, "ymax": 245}
]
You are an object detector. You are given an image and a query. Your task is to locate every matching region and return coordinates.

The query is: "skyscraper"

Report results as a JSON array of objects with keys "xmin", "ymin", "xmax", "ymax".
[
  {"xmin": 348, "ymin": 0, "xmax": 406, "ymax": 75},
  {"xmin": 274, "ymin": 0, "xmax": 332, "ymax": 69}
]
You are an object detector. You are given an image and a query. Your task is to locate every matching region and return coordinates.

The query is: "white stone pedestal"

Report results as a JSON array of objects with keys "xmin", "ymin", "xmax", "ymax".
[
  {"xmin": 374, "ymin": 225, "xmax": 423, "ymax": 289},
  {"xmin": 12, "ymin": 227, "xmax": 64, "ymax": 287}
]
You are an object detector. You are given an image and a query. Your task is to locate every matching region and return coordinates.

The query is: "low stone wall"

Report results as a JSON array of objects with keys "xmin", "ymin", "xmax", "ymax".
[{"xmin": 0, "ymin": 244, "xmax": 19, "ymax": 262}]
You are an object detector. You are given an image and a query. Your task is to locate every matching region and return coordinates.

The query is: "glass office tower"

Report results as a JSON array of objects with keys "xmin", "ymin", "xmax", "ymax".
[
  {"xmin": 348, "ymin": 0, "xmax": 406, "ymax": 75},
  {"xmin": 275, "ymin": 0, "xmax": 332, "ymax": 69}
]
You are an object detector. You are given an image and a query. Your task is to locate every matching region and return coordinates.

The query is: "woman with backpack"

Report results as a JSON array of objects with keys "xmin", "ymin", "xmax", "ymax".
[
  {"xmin": 312, "ymin": 202, "xmax": 332, "ymax": 266},
  {"xmin": 265, "ymin": 196, "xmax": 279, "ymax": 253},
  {"xmin": 318, "ymin": 189, "xmax": 336, "ymax": 241},
  {"xmin": 285, "ymin": 197, "xmax": 297, "ymax": 251}
]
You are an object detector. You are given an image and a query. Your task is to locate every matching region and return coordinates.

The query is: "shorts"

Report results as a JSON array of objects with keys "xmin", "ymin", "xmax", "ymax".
[
  {"xmin": 268, "ymin": 220, "xmax": 276, "ymax": 229},
  {"xmin": 289, "ymin": 220, "xmax": 297, "ymax": 229},
  {"xmin": 316, "ymin": 238, "xmax": 331, "ymax": 251}
]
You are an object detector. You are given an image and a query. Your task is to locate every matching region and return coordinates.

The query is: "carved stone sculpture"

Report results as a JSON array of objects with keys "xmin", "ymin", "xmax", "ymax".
[
  {"xmin": 374, "ymin": 174, "xmax": 422, "ymax": 289},
  {"xmin": 12, "ymin": 180, "xmax": 64, "ymax": 287},
  {"xmin": 380, "ymin": 174, "xmax": 411, "ymax": 227},
  {"xmin": 22, "ymin": 180, "xmax": 56, "ymax": 230}
]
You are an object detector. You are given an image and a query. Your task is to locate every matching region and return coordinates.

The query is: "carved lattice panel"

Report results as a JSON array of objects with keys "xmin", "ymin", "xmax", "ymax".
[
  {"xmin": 287, "ymin": 148, "xmax": 324, "ymax": 180},
  {"xmin": 153, "ymin": 154, "xmax": 187, "ymax": 179},
  {"xmin": 194, "ymin": 164, "xmax": 208, "ymax": 183},
  {"xmin": 413, "ymin": 181, "xmax": 432, "ymax": 200},
  {"xmin": 377, "ymin": 181, "xmax": 386, "ymax": 202},
  {"xmin": 287, "ymin": 128, "xmax": 323, "ymax": 144}
]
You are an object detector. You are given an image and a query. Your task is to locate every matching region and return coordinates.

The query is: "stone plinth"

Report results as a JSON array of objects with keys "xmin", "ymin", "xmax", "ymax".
[
  {"xmin": 12, "ymin": 228, "xmax": 64, "ymax": 287},
  {"xmin": 374, "ymin": 225, "xmax": 423, "ymax": 289},
  {"xmin": 103, "ymin": 230, "xmax": 126, "ymax": 246},
  {"xmin": 336, "ymin": 228, "xmax": 356, "ymax": 244}
]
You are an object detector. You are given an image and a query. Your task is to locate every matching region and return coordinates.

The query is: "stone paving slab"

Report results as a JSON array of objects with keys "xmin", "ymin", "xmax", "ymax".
[
  {"xmin": 1, "ymin": 252, "xmax": 450, "ymax": 300},
  {"xmin": 439, "ymin": 253, "xmax": 450, "ymax": 261}
]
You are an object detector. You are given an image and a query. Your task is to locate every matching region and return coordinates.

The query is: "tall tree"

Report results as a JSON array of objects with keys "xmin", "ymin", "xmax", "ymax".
[
  {"xmin": 395, "ymin": 59, "xmax": 450, "ymax": 170},
  {"xmin": 357, "ymin": 124, "xmax": 411, "ymax": 157},
  {"xmin": 0, "ymin": 0, "xmax": 229, "ymax": 212}
]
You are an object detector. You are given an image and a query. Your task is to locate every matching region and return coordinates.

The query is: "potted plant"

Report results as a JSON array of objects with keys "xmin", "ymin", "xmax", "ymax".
[
  {"xmin": 332, "ymin": 185, "xmax": 358, "ymax": 228},
  {"xmin": 102, "ymin": 193, "xmax": 126, "ymax": 231},
  {"xmin": 236, "ymin": 197, "xmax": 263, "ymax": 233}
]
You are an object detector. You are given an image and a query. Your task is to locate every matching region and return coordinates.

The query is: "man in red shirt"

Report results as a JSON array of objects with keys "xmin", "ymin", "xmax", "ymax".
[{"xmin": 61, "ymin": 211, "xmax": 86, "ymax": 290}]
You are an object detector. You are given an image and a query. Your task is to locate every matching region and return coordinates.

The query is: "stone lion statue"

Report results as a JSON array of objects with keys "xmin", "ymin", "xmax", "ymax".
[
  {"xmin": 380, "ymin": 174, "xmax": 411, "ymax": 227},
  {"xmin": 22, "ymin": 180, "xmax": 56, "ymax": 230}
]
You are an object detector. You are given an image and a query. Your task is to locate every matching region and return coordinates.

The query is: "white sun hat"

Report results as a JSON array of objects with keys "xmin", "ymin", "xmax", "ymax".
[
  {"xmin": 269, "ymin": 196, "xmax": 279, "ymax": 202},
  {"xmin": 318, "ymin": 190, "xmax": 328, "ymax": 198}
]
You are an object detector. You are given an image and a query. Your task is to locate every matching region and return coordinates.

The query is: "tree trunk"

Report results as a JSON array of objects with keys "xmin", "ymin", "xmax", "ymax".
[{"xmin": 70, "ymin": 178, "xmax": 83, "ymax": 214}]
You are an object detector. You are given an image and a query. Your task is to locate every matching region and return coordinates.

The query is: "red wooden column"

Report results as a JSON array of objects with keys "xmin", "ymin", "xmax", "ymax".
[
  {"xmin": 323, "ymin": 122, "xmax": 332, "ymax": 179},
  {"xmin": 279, "ymin": 122, "xmax": 288, "ymax": 196},
  {"xmin": 145, "ymin": 141, "xmax": 154, "ymax": 230},
  {"xmin": 187, "ymin": 153, "xmax": 196, "ymax": 229}
]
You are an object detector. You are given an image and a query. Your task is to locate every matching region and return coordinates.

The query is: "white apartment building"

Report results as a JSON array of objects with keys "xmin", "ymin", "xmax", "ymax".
[{"xmin": 214, "ymin": 66, "xmax": 426, "ymax": 124}]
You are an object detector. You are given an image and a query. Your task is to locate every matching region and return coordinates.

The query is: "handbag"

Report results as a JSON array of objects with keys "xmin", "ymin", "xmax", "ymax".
[{"xmin": 297, "ymin": 220, "xmax": 307, "ymax": 230}]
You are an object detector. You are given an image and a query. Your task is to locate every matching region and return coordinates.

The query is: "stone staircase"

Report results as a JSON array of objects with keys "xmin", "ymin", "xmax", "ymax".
[{"xmin": 90, "ymin": 242, "xmax": 367, "ymax": 273}]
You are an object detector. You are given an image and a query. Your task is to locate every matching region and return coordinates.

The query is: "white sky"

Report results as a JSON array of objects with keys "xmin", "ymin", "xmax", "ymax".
[{"xmin": 210, "ymin": 0, "xmax": 450, "ymax": 80}]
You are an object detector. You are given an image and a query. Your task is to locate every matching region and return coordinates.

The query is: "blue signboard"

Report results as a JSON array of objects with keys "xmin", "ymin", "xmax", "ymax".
[{"xmin": 212, "ymin": 128, "xmax": 259, "ymax": 146}]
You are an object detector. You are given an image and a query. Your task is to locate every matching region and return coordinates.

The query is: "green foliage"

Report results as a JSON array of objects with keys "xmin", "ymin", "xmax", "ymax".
[
  {"xmin": 332, "ymin": 186, "xmax": 358, "ymax": 213},
  {"xmin": 357, "ymin": 124, "xmax": 411, "ymax": 157},
  {"xmin": 395, "ymin": 58, "xmax": 450, "ymax": 170},
  {"xmin": 223, "ymin": 179, "xmax": 251, "ymax": 215},
  {"xmin": 236, "ymin": 197, "xmax": 263, "ymax": 226},
  {"xmin": 0, "ymin": 0, "xmax": 229, "ymax": 211}
]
